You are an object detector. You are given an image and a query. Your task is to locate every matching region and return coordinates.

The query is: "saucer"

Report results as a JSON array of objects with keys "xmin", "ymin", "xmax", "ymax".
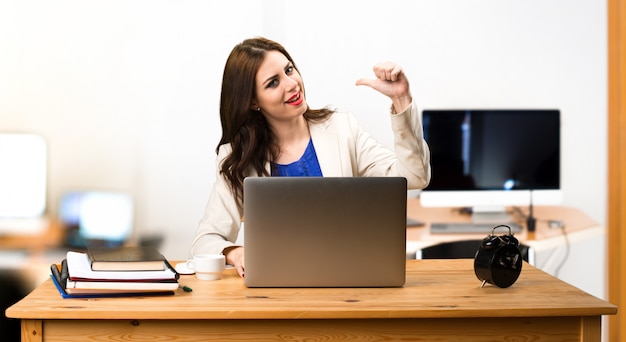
[{"xmin": 174, "ymin": 262, "xmax": 195, "ymax": 275}]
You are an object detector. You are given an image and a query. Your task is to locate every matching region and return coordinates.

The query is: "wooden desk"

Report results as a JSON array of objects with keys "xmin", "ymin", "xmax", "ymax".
[
  {"xmin": 405, "ymin": 198, "xmax": 604, "ymax": 258},
  {"xmin": 7, "ymin": 259, "xmax": 616, "ymax": 342},
  {"xmin": 405, "ymin": 199, "xmax": 607, "ymax": 301}
]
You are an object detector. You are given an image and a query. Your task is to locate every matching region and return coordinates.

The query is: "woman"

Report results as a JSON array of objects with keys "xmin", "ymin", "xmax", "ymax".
[{"xmin": 192, "ymin": 37, "xmax": 430, "ymax": 278}]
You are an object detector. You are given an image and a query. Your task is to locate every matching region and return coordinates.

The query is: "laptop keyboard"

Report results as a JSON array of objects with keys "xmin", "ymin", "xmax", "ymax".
[{"xmin": 430, "ymin": 222, "xmax": 522, "ymax": 234}]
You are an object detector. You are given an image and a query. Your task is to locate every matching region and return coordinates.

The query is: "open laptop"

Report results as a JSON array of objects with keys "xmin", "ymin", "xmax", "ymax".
[{"xmin": 243, "ymin": 177, "xmax": 407, "ymax": 288}]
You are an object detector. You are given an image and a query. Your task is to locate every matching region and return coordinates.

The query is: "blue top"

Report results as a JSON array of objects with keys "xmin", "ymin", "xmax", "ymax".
[{"xmin": 272, "ymin": 139, "xmax": 323, "ymax": 177}]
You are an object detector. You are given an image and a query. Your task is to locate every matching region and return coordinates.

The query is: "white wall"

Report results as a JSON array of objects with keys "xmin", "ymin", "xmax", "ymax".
[{"xmin": 1, "ymin": 0, "xmax": 607, "ymax": 265}]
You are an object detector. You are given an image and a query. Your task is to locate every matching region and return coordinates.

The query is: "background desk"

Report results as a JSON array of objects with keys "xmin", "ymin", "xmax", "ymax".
[
  {"xmin": 7, "ymin": 259, "xmax": 616, "ymax": 342},
  {"xmin": 405, "ymin": 198, "xmax": 606, "ymax": 300}
]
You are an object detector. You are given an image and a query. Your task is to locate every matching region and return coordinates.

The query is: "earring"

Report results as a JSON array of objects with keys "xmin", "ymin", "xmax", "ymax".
[{"xmin": 257, "ymin": 107, "xmax": 261, "ymax": 111}]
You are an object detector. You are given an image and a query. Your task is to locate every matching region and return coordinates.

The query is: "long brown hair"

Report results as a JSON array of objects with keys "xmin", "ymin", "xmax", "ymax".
[{"xmin": 217, "ymin": 37, "xmax": 334, "ymax": 201}]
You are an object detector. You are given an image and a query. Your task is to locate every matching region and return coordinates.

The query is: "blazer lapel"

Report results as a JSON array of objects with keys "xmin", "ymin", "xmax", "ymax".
[{"xmin": 309, "ymin": 121, "xmax": 343, "ymax": 177}]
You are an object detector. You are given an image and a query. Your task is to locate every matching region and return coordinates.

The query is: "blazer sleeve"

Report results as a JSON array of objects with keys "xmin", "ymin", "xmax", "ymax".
[
  {"xmin": 386, "ymin": 101, "xmax": 431, "ymax": 189},
  {"xmin": 327, "ymin": 102, "xmax": 431, "ymax": 189},
  {"xmin": 191, "ymin": 144, "xmax": 244, "ymax": 256}
]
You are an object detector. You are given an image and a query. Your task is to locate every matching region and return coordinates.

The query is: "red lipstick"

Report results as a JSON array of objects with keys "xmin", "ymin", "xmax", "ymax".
[{"xmin": 286, "ymin": 92, "xmax": 304, "ymax": 106}]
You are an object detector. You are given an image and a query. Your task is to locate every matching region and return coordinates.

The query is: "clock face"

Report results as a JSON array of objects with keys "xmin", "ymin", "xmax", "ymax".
[{"xmin": 474, "ymin": 242, "xmax": 523, "ymax": 288}]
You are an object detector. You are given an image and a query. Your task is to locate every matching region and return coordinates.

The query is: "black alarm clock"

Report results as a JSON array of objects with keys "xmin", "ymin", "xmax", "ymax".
[{"xmin": 474, "ymin": 225, "xmax": 523, "ymax": 288}]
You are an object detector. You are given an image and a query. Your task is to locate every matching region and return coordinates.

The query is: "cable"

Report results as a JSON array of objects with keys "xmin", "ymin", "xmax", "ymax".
[
  {"xmin": 510, "ymin": 205, "xmax": 570, "ymax": 277},
  {"xmin": 553, "ymin": 226, "xmax": 570, "ymax": 278},
  {"xmin": 526, "ymin": 191, "xmax": 536, "ymax": 232}
]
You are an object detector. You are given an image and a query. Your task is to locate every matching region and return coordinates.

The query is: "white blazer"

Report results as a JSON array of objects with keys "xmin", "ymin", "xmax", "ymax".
[{"xmin": 191, "ymin": 102, "xmax": 431, "ymax": 256}]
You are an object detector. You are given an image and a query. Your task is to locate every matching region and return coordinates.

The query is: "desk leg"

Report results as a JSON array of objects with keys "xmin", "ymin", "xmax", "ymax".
[
  {"xmin": 21, "ymin": 319, "xmax": 43, "ymax": 342},
  {"xmin": 581, "ymin": 316, "xmax": 601, "ymax": 342}
]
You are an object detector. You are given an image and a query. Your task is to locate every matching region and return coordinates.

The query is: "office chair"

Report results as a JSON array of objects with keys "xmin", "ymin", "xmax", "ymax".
[
  {"xmin": 419, "ymin": 239, "xmax": 531, "ymax": 262},
  {"xmin": 0, "ymin": 271, "xmax": 29, "ymax": 342}
]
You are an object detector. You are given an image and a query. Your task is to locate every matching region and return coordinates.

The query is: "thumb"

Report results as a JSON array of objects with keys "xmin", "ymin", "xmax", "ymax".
[{"xmin": 355, "ymin": 78, "xmax": 376, "ymax": 88}]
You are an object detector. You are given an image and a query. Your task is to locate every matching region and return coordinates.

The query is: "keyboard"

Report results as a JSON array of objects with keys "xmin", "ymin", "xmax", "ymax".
[{"xmin": 430, "ymin": 222, "xmax": 522, "ymax": 234}]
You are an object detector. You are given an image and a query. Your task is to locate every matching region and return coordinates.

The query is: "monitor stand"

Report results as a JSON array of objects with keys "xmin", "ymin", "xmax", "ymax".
[{"xmin": 471, "ymin": 206, "xmax": 513, "ymax": 223}]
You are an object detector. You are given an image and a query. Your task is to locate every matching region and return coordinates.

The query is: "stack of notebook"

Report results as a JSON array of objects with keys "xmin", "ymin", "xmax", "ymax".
[{"xmin": 51, "ymin": 247, "xmax": 179, "ymax": 298}]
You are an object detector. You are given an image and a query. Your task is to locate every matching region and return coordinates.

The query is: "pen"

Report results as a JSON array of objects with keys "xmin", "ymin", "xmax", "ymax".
[{"xmin": 180, "ymin": 285, "xmax": 193, "ymax": 292}]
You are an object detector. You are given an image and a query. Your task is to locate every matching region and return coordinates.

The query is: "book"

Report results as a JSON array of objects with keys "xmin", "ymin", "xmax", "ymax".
[
  {"xmin": 87, "ymin": 246, "xmax": 166, "ymax": 271},
  {"xmin": 66, "ymin": 251, "xmax": 178, "ymax": 281},
  {"xmin": 50, "ymin": 265, "xmax": 176, "ymax": 298},
  {"xmin": 50, "ymin": 251, "xmax": 180, "ymax": 298},
  {"xmin": 64, "ymin": 278, "xmax": 179, "ymax": 294}
]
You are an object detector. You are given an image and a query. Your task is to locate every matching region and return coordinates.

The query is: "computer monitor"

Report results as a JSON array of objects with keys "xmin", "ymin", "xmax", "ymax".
[
  {"xmin": 59, "ymin": 190, "xmax": 134, "ymax": 248},
  {"xmin": 420, "ymin": 109, "xmax": 561, "ymax": 222},
  {"xmin": 0, "ymin": 133, "xmax": 48, "ymax": 235}
]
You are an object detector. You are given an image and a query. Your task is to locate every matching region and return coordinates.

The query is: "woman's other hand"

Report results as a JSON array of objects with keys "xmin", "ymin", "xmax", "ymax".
[
  {"xmin": 223, "ymin": 246, "xmax": 245, "ymax": 278},
  {"xmin": 356, "ymin": 62, "xmax": 412, "ymax": 113}
]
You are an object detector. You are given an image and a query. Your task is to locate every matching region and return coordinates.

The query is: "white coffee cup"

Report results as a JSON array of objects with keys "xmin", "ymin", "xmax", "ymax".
[{"xmin": 186, "ymin": 254, "xmax": 226, "ymax": 280}]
